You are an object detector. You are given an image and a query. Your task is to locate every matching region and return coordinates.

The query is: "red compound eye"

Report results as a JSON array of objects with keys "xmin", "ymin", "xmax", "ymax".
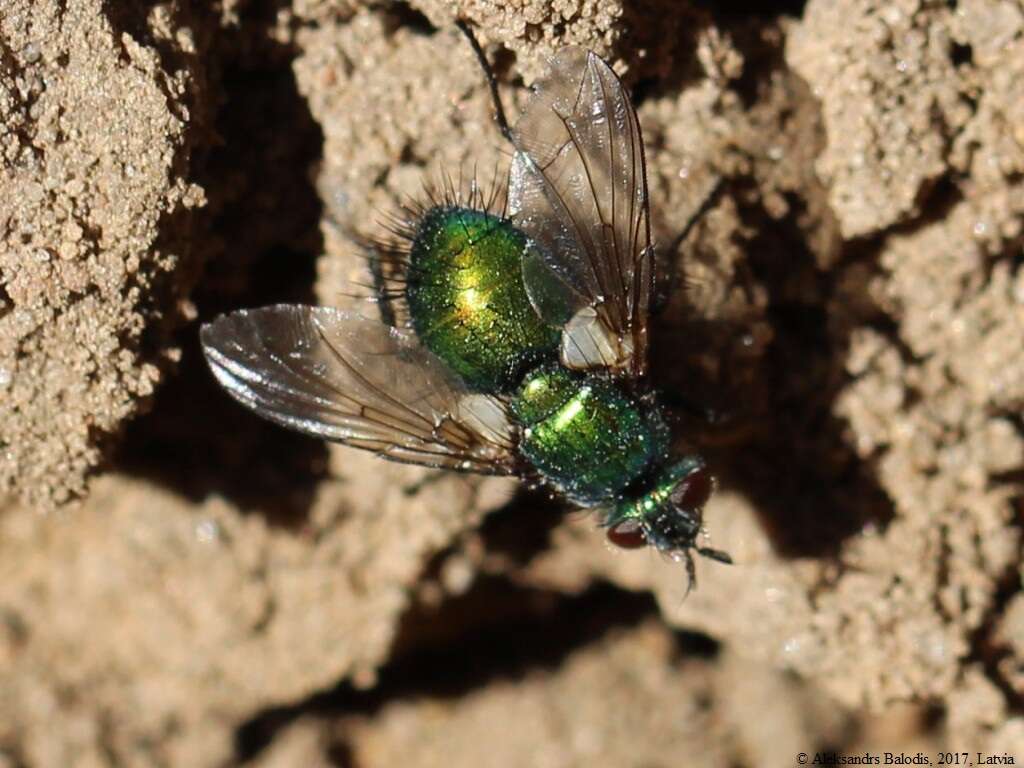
[
  {"xmin": 671, "ymin": 467, "xmax": 713, "ymax": 511},
  {"xmin": 606, "ymin": 519, "xmax": 647, "ymax": 549}
]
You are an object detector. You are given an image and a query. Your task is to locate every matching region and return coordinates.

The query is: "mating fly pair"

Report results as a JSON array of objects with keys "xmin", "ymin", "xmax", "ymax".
[{"xmin": 200, "ymin": 23, "xmax": 732, "ymax": 587}]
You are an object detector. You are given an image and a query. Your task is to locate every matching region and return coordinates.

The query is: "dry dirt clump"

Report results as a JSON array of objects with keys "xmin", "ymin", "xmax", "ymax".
[
  {"xmin": 2, "ymin": 0, "xmax": 1024, "ymax": 766},
  {"xmin": 0, "ymin": 0, "xmax": 207, "ymax": 507}
]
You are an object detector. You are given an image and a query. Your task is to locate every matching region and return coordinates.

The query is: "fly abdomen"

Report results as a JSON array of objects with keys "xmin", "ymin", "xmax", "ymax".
[
  {"xmin": 407, "ymin": 206, "xmax": 559, "ymax": 392},
  {"xmin": 511, "ymin": 364, "xmax": 670, "ymax": 505}
]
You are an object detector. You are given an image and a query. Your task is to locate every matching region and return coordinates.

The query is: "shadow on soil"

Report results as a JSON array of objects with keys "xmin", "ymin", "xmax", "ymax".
[
  {"xmin": 115, "ymin": 3, "xmax": 328, "ymax": 527},
  {"xmin": 231, "ymin": 579, "xmax": 715, "ymax": 765}
]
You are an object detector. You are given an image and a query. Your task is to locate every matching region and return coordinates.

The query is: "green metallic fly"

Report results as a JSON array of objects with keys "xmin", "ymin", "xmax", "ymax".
[{"xmin": 200, "ymin": 32, "xmax": 732, "ymax": 587}]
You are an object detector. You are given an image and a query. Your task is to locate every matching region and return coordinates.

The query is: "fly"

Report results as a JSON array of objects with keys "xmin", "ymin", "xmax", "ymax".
[{"xmin": 200, "ymin": 24, "xmax": 732, "ymax": 589}]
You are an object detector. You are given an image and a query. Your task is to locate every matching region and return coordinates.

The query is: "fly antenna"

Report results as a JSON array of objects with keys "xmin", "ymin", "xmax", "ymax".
[{"xmin": 456, "ymin": 18, "xmax": 515, "ymax": 145}]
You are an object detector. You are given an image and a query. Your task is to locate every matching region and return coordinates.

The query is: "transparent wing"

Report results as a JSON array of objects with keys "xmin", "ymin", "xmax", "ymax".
[
  {"xmin": 508, "ymin": 47, "xmax": 654, "ymax": 378},
  {"xmin": 200, "ymin": 304, "xmax": 517, "ymax": 475}
]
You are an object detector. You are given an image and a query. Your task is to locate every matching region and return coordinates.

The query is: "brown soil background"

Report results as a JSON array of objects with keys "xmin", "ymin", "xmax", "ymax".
[{"xmin": 2, "ymin": 0, "xmax": 1024, "ymax": 765}]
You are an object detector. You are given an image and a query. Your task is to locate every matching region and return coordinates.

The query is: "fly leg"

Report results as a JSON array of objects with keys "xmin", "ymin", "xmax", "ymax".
[
  {"xmin": 658, "ymin": 388, "xmax": 727, "ymax": 428},
  {"xmin": 456, "ymin": 19, "xmax": 515, "ymax": 145},
  {"xmin": 652, "ymin": 177, "xmax": 725, "ymax": 315}
]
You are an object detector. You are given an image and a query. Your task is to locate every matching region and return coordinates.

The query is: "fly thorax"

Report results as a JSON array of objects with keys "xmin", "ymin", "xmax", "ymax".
[
  {"xmin": 511, "ymin": 364, "xmax": 670, "ymax": 505},
  {"xmin": 406, "ymin": 206, "xmax": 559, "ymax": 393},
  {"xmin": 510, "ymin": 364, "xmax": 579, "ymax": 427}
]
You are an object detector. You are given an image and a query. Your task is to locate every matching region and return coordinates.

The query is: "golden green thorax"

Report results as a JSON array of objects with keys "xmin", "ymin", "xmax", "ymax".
[{"xmin": 512, "ymin": 365, "xmax": 671, "ymax": 505}]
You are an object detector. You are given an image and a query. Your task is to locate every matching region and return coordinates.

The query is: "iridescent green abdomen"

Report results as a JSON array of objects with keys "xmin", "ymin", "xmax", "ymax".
[
  {"xmin": 511, "ymin": 365, "xmax": 670, "ymax": 504},
  {"xmin": 407, "ymin": 206, "xmax": 559, "ymax": 392}
]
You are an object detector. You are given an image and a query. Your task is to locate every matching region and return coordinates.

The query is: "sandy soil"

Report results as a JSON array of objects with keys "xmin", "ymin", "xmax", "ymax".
[{"xmin": 1, "ymin": 0, "xmax": 1023, "ymax": 765}]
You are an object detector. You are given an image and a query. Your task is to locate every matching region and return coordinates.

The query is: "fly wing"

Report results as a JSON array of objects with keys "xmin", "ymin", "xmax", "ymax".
[
  {"xmin": 200, "ymin": 304, "xmax": 517, "ymax": 475},
  {"xmin": 509, "ymin": 47, "xmax": 653, "ymax": 378}
]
